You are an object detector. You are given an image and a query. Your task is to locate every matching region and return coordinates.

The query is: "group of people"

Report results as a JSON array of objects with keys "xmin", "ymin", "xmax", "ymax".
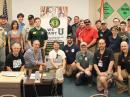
[{"xmin": 0, "ymin": 12, "xmax": 130, "ymax": 96}]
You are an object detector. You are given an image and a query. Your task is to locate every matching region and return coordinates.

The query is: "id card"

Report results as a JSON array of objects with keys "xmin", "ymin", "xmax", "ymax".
[{"xmin": 98, "ymin": 60, "xmax": 103, "ymax": 67}]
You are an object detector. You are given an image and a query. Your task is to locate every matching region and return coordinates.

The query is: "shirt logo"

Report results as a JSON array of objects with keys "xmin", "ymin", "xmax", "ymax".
[
  {"xmin": 13, "ymin": 59, "xmax": 22, "ymax": 68},
  {"xmin": 33, "ymin": 32, "xmax": 36, "ymax": 34}
]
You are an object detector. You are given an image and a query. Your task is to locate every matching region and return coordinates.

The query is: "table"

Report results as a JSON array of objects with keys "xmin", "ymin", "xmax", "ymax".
[
  {"xmin": 23, "ymin": 71, "xmax": 63, "ymax": 97},
  {"xmin": 0, "ymin": 71, "xmax": 24, "ymax": 97}
]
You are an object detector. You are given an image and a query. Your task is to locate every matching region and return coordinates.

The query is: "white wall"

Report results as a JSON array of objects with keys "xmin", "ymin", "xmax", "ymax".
[{"xmin": 12, "ymin": 0, "xmax": 89, "ymax": 23}]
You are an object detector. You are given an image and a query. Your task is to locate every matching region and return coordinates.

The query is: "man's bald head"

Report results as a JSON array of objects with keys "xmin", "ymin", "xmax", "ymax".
[{"xmin": 120, "ymin": 41, "xmax": 128, "ymax": 53}]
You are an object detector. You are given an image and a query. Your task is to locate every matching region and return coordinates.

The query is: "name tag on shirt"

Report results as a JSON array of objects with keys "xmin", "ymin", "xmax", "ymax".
[
  {"xmin": 71, "ymin": 49, "xmax": 75, "ymax": 52},
  {"xmin": 98, "ymin": 60, "xmax": 103, "ymax": 67}
]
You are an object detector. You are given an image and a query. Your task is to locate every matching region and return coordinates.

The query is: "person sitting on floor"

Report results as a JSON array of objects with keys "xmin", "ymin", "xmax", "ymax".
[
  {"xmin": 49, "ymin": 41, "xmax": 66, "ymax": 74},
  {"xmin": 75, "ymin": 42, "xmax": 93, "ymax": 86},
  {"xmin": 114, "ymin": 41, "xmax": 130, "ymax": 94},
  {"xmin": 93, "ymin": 39, "xmax": 114, "ymax": 96},
  {"xmin": 63, "ymin": 35, "xmax": 79, "ymax": 76}
]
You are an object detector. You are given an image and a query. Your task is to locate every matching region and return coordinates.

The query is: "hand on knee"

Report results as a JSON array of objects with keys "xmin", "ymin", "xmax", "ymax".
[{"xmin": 76, "ymin": 71, "xmax": 84, "ymax": 79}]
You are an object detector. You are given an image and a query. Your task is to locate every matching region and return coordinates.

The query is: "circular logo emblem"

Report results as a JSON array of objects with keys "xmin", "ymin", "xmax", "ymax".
[{"xmin": 49, "ymin": 17, "xmax": 60, "ymax": 28}]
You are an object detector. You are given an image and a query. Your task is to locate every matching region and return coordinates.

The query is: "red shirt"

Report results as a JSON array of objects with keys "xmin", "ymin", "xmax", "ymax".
[
  {"xmin": 76, "ymin": 27, "xmax": 86, "ymax": 45},
  {"xmin": 81, "ymin": 27, "xmax": 98, "ymax": 44}
]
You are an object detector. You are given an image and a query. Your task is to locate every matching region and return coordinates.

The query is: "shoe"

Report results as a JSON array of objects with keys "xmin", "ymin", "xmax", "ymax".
[
  {"xmin": 75, "ymin": 79, "xmax": 83, "ymax": 86},
  {"xmin": 104, "ymin": 89, "xmax": 108, "ymax": 97},
  {"xmin": 88, "ymin": 83, "xmax": 92, "ymax": 87},
  {"xmin": 117, "ymin": 88, "xmax": 128, "ymax": 94}
]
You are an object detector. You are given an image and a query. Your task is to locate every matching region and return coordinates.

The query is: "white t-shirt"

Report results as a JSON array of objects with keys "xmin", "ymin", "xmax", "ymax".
[{"xmin": 49, "ymin": 49, "xmax": 66, "ymax": 66}]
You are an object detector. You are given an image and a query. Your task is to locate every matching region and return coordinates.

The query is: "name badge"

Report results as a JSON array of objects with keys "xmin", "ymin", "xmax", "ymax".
[
  {"xmin": 71, "ymin": 49, "xmax": 75, "ymax": 52},
  {"xmin": 33, "ymin": 32, "xmax": 36, "ymax": 34},
  {"xmin": 5, "ymin": 31, "xmax": 7, "ymax": 35},
  {"xmin": 85, "ymin": 57, "xmax": 87, "ymax": 61},
  {"xmin": 98, "ymin": 60, "xmax": 103, "ymax": 67}
]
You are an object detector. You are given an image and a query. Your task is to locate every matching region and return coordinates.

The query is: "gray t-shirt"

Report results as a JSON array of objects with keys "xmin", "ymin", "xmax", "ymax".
[
  {"xmin": 8, "ymin": 30, "xmax": 22, "ymax": 46},
  {"xmin": 76, "ymin": 50, "xmax": 94, "ymax": 69}
]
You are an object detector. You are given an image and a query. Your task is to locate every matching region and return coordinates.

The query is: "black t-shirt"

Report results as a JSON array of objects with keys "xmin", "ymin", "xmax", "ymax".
[
  {"xmin": 118, "ymin": 52, "xmax": 130, "ymax": 73},
  {"xmin": 6, "ymin": 53, "xmax": 25, "ymax": 71},
  {"xmin": 93, "ymin": 48, "xmax": 114, "ymax": 72},
  {"xmin": 98, "ymin": 29, "xmax": 112, "ymax": 47},
  {"xmin": 63, "ymin": 44, "xmax": 79, "ymax": 64}
]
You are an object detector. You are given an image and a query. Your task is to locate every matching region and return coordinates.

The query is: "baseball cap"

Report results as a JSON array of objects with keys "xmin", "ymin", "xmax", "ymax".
[
  {"xmin": 84, "ymin": 19, "xmax": 91, "ymax": 24},
  {"xmin": 67, "ymin": 34, "xmax": 73, "ymax": 38},
  {"xmin": 127, "ymin": 17, "xmax": 130, "ymax": 21},
  {"xmin": 80, "ymin": 42, "xmax": 87, "ymax": 47},
  {"xmin": 101, "ymin": 20, "xmax": 107, "ymax": 24},
  {"xmin": 0, "ymin": 15, "xmax": 7, "ymax": 19},
  {"xmin": 28, "ymin": 15, "xmax": 34, "ymax": 20}
]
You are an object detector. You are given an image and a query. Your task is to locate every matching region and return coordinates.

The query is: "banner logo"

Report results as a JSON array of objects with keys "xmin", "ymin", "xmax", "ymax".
[{"xmin": 49, "ymin": 17, "xmax": 60, "ymax": 28}]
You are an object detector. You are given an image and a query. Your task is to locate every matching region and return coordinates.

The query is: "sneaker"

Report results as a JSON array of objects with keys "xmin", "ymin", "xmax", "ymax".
[
  {"xmin": 88, "ymin": 83, "xmax": 92, "ymax": 87},
  {"xmin": 104, "ymin": 89, "xmax": 108, "ymax": 97},
  {"xmin": 75, "ymin": 79, "xmax": 83, "ymax": 86}
]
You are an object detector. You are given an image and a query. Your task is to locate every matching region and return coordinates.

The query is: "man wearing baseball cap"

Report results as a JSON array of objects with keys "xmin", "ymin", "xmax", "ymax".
[
  {"xmin": 23, "ymin": 15, "xmax": 35, "ymax": 51},
  {"xmin": 63, "ymin": 35, "xmax": 79, "ymax": 76},
  {"xmin": 75, "ymin": 42, "xmax": 94, "ymax": 86}
]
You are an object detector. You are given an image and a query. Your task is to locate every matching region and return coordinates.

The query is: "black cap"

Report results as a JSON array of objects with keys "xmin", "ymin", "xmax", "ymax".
[
  {"xmin": 0, "ymin": 15, "xmax": 7, "ymax": 19},
  {"xmin": 28, "ymin": 15, "xmax": 34, "ymax": 20},
  {"xmin": 127, "ymin": 18, "xmax": 130, "ymax": 21},
  {"xmin": 67, "ymin": 34, "xmax": 73, "ymax": 38}
]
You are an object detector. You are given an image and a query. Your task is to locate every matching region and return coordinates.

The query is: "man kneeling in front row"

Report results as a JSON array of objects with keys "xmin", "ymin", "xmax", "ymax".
[{"xmin": 75, "ymin": 42, "xmax": 93, "ymax": 86}]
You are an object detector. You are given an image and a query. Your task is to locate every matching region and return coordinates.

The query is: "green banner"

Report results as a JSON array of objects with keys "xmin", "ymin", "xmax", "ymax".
[
  {"xmin": 98, "ymin": 2, "xmax": 114, "ymax": 19},
  {"xmin": 117, "ymin": 3, "xmax": 130, "ymax": 20}
]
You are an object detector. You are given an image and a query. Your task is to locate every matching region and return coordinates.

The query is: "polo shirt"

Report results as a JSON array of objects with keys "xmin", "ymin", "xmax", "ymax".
[
  {"xmin": 76, "ymin": 50, "xmax": 93, "ymax": 69},
  {"xmin": 81, "ymin": 27, "xmax": 98, "ymax": 45},
  {"xmin": 118, "ymin": 52, "xmax": 130, "ymax": 73},
  {"xmin": 63, "ymin": 44, "xmax": 79, "ymax": 64},
  {"xmin": 28, "ymin": 27, "xmax": 48, "ymax": 47},
  {"xmin": 93, "ymin": 48, "xmax": 114, "ymax": 72}
]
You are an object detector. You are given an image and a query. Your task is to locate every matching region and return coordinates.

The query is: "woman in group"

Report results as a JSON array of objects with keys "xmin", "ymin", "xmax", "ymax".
[
  {"xmin": 76, "ymin": 19, "xmax": 86, "ymax": 46},
  {"xmin": 8, "ymin": 20, "xmax": 24, "ymax": 53}
]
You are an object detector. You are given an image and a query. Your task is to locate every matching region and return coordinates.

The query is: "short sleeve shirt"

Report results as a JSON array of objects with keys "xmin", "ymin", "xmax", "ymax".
[
  {"xmin": 63, "ymin": 44, "xmax": 79, "ymax": 64},
  {"xmin": 6, "ymin": 53, "xmax": 25, "ymax": 71},
  {"xmin": 93, "ymin": 48, "xmax": 114, "ymax": 72},
  {"xmin": 28, "ymin": 27, "xmax": 48, "ymax": 47},
  {"xmin": 118, "ymin": 52, "xmax": 130, "ymax": 73},
  {"xmin": 76, "ymin": 51, "xmax": 94, "ymax": 69},
  {"xmin": 49, "ymin": 49, "xmax": 66, "ymax": 66}
]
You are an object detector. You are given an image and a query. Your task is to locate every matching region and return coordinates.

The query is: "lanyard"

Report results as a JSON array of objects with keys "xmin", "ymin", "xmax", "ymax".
[{"xmin": 100, "ymin": 54, "xmax": 103, "ymax": 60}]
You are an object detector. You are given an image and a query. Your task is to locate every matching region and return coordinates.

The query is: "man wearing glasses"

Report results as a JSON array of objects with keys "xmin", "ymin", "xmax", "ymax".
[{"xmin": 82, "ymin": 19, "xmax": 98, "ymax": 52}]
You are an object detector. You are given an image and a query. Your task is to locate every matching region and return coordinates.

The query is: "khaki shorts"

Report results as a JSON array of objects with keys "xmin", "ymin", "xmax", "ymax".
[{"xmin": 97, "ymin": 72, "xmax": 113, "ymax": 91}]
